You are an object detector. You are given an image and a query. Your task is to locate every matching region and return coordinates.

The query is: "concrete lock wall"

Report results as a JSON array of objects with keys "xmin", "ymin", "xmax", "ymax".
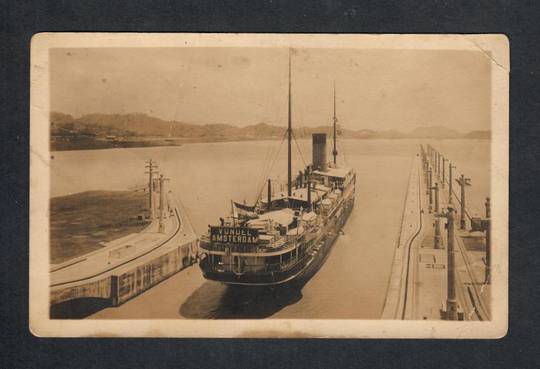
[
  {"xmin": 51, "ymin": 277, "xmax": 112, "ymax": 306},
  {"xmin": 113, "ymin": 240, "xmax": 197, "ymax": 305}
]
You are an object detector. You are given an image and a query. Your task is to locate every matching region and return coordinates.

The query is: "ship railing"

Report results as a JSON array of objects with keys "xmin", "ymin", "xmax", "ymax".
[
  {"xmin": 201, "ymin": 238, "xmax": 292, "ymax": 254},
  {"xmin": 212, "ymin": 261, "xmax": 296, "ymax": 273},
  {"xmin": 202, "ymin": 243, "xmax": 259, "ymax": 253}
]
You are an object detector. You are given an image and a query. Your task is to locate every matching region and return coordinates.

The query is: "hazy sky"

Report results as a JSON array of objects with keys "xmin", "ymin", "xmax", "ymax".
[{"xmin": 50, "ymin": 47, "xmax": 491, "ymax": 132}]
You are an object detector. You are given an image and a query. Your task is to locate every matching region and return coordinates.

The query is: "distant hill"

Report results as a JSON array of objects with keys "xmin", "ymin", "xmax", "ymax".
[
  {"xmin": 51, "ymin": 112, "xmax": 241, "ymax": 138},
  {"xmin": 50, "ymin": 112, "xmax": 343, "ymax": 140},
  {"xmin": 343, "ymin": 126, "xmax": 476, "ymax": 139},
  {"xmin": 347, "ymin": 129, "xmax": 406, "ymax": 139},
  {"xmin": 463, "ymin": 130, "xmax": 491, "ymax": 139},
  {"xmin": 50, "ymin": 112, "xmax": 490, "ymax": 144},
  {"xmin": 408, "ymin": 126, "xmax": 462, "ymax": 139}
]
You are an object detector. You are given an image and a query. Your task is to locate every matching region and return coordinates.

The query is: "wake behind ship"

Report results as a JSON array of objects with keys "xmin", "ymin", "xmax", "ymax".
[{"xmin": 199, "ymin": 50, "xmax": 356, "ymax": 286}]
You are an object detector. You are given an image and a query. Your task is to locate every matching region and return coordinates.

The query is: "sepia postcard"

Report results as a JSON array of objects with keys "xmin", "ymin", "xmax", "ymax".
[{"xmin": 29, "ymin": 33, "xmax": 509, "ymax": 338}]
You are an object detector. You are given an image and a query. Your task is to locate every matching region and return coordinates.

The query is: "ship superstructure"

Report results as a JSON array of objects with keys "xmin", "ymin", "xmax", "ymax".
[{"xmin": 199, "ymin": 51, "xmax": 356, "ymax": 286}]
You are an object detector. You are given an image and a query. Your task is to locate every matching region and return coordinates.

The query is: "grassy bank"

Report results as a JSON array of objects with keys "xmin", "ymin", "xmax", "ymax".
[
  {"xmin": 50, "ymin": 190, "xmax": 150, "ymax": 264},
  {"xmin": 50, "ymin": 135, "xmax": 490, "ymax": 152},
  {"xmin": 50, "ymin": 136, "xmax": 282, "ymax": 151},
  {"xmin": 51, "ymin": 138, "xmax": 184, "ymax": 151}
]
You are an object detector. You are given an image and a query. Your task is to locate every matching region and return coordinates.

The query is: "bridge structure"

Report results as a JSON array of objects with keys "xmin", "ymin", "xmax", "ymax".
[{"xmin": 50, "ymin": 166, "xmax": 198, "ymax": 310}]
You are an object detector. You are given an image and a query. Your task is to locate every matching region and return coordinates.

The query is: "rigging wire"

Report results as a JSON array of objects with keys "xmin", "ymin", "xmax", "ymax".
[
  {"xmin": 251, "ymin": 76, "xmax": 287, "ymax": 204},
  {"xmin": 265, "ymin": 129, "xmax": 288, "ymax": 183},
  {"xmin": 253, "ymin": 129, "xmax": 288, "ymax": 204},
  {"xmin": 254, "ymin": 129, "xmax": 287, "ymax": 203},
  {"xmin": 292, "ymin": 131, "xmax": 308, "ymax": 167},
  {"xmin": 337, "ymin": 133, "xmax": 347, "ymax": 166},
  {"xmin": 252, "ymin": 133, "xmax": 283, "ymax": 202},
  {"xmin": 253, "ymin": 128, "xmax": 287, "ymax": 202}
]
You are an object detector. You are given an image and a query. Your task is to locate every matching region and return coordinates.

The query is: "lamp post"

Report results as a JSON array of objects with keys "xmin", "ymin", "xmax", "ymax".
[
  {"xmin": 442, "ymin": 157, "xmax": 447, "ymax": 189},
  {"xmin": 145, "ymin": 159, "xmax": 158, "ymax": 219},
  {"xmin": 437, "ymin": 205, "xmax": 458, "ymax": 320},
  {"xmin": 437, "ymin": 152, "xmax": 440, "ymax": 178},
  {"xmin": 158, "ymin": 174, "xmax": 169, "ymax": 233},
  {"xmin": 485, "ymin": 197, "xmax": 491, "ymax": 284},
  {"xmin": 448, "ymin": 163, "xmax": 456, "ymax": 204},
  {"xmin": 456, "ymin": 174, "xmax": 471, "ymax": 230},
  {"xmin": 427, "ymin": 168, "xmax": 433, "ymax": 212},
  {"xmin": 430, "ymin": 182, "xmax": 441, "ymax": 249}
]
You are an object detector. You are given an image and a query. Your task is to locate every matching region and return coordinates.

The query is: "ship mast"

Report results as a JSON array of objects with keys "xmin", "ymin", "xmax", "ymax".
[
  {"xmin": 332, "ymin": 81, "xmax": 338, "ymax": 165},
  {"xmin": 287, "ymin": 49, "xmax": 292, "ymax": 197}
]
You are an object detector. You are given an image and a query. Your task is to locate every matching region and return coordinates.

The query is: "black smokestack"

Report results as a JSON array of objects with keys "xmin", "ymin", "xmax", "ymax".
[{"xmin": 312, "ymin": 133, "xmax": 327, "ymax": 172}]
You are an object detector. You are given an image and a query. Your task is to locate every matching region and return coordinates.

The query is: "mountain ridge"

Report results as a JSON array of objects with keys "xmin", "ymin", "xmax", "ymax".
[{"xmin": 51, "ymin": 112, "xmax": 490, "ymax": 141}]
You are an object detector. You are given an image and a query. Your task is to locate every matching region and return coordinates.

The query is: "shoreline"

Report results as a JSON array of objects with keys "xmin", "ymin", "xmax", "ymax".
[{"xmin": 51, "ymin": 136, "xmax": 490, "ymax": 152}]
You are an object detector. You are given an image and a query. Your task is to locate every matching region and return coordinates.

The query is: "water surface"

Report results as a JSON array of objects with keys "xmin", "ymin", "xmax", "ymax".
[{"xmin": 51, "ymin": 138, "xmax": 489, "ymax": 319}]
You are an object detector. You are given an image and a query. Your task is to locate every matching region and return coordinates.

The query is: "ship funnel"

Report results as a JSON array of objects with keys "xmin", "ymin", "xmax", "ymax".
[{"xmin": 312, "ymin": 133, "xmax": 328, "ymax": 172}]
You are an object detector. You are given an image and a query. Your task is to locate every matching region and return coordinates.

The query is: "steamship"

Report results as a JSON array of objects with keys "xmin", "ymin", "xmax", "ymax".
[{"xmin": 199, "ymin": 52, "xmax": 356, "ymax": 286}]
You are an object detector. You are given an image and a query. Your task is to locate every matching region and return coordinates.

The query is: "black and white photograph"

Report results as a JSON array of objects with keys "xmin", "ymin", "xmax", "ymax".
[{"xmin": 29, "ymin": 33, "xmax": 508, "ymax": 338}]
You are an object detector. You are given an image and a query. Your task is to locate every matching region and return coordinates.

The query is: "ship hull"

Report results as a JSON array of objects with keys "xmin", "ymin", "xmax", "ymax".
[{"xmin": 200, "ymin": 196, "xmax": 355, "ymax": 287}]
